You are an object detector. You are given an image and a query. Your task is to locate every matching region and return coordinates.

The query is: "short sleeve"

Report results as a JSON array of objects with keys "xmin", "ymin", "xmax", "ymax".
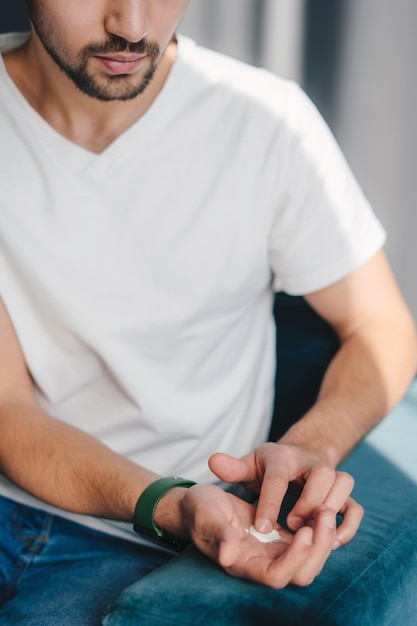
[{"xmin": 268, "ymin": 84, "xmax": 386, "ymax": 295}]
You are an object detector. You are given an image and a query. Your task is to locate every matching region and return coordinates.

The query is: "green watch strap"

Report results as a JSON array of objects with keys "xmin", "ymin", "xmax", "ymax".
[{"xmin": 133, "ymin": 477, "xmax": 196, "ymax": 552}]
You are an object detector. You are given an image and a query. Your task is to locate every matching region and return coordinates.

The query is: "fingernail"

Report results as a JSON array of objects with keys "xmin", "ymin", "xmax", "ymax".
[
  {"xmin": 302, "ymin": 530, "xmax": 313, "ymax": 546},
  {"xmin": 332, "ymin": 541, "xmax": 341, "ymax": 551},
  {"xmin": 288, "ymin": 516, "xmax": 304, "ymax": 530},
  {"xmin": 256, "ymin": 519, "xmax": 273, "ymax": 534}
]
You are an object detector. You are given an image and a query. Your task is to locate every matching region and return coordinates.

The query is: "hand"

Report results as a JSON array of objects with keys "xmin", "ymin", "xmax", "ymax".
[
  {"xmin": 208, "ymin": 443, "xmax": 364, "ymax": 551},
  {"xmin": 180, "ymin": 483, "xmax": 339, "ymax": 588}
]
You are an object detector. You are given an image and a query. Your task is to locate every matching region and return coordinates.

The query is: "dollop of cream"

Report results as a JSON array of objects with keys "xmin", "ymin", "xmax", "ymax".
[{"xmin": 245, "ymin": 525, "xmax": 283, "ymax": 543}]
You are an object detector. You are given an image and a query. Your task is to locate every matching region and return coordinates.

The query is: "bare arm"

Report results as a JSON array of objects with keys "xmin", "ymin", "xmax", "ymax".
[
  {"xmin": 210, "ymin": 249, "xmax": 417, "ymax": 547},
  {"xmin": 280, "ymin": 249, "xmax": 417, "ymax": 465},
  {"xmin": 0, "ymin": 297, "xmax": 159, "ymax": 521}
]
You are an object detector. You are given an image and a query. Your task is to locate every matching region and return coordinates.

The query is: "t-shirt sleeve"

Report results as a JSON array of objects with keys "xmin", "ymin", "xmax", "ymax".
[{"xmin": 268, "ymin": 84, "xmax": 386, "ymax": 295}]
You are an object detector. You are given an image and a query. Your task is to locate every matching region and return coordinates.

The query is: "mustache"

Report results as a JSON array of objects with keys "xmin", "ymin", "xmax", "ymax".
[{"xmin": 81, "ymin": 35, "xmax": 160, "ymax": 60}]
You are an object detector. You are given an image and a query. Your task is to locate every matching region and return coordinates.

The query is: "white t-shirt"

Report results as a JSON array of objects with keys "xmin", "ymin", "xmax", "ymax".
[{"xmin": 0, "ymin": 33, "xmax": 385, "ymax": 543}]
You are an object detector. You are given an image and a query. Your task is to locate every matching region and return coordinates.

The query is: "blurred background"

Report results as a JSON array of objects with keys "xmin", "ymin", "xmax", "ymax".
[{"xmin": 2, "ymin": 0, "xmax": 417, "ymax": 318}]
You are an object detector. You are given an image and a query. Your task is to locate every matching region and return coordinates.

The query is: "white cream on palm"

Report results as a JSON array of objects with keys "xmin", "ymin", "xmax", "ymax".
[{"xmin": 245, "ymin": 525, "xmax": 283, "ymax": 543}]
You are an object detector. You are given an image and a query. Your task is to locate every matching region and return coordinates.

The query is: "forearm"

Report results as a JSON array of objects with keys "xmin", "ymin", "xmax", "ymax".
[
  {"xmin": 279, "ymin": 315, "xmax": 417, "ymax": 466},
  {"xmin": 0, "ymin": 400, "xmax": 160, "ymax": 522}
]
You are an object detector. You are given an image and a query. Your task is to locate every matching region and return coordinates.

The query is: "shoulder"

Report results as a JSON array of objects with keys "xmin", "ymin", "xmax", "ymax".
[{"xmin": 175, "ymin": 34, "xmax": 311, "ymax": 128}]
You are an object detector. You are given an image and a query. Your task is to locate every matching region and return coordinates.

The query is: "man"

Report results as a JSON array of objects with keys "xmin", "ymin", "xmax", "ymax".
[{"xmin": 0, "ymin": 1, "xmax": 416, "ymax": 624}]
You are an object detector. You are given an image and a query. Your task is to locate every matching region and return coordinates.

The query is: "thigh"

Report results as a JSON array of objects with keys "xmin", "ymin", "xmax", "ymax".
[
  {"xmin": 0, "ymin": 498, "xmax": 172, "ymax": 626},
  {"xmin": 102, "ymin": 443, "xmax": 417, "ymax": 626}
]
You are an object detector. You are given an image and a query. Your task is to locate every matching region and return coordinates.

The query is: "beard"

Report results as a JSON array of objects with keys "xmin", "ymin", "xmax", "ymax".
[
  {"xmin": 26, "ymin": 1, "xmax": 162, "ymax": 101},
  {"xmin": 46, "ymin": 36, "xmax": 161, "ymax": 102}
]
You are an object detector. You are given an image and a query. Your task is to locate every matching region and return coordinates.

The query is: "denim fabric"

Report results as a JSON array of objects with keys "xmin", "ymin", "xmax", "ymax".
[
  {"xmin": 102, "ymin": 443, "xmax": 417, "ymax": 626},
  {"xmin": 0, "ymin": 497, "xmax": 172, "ymax": 626}
]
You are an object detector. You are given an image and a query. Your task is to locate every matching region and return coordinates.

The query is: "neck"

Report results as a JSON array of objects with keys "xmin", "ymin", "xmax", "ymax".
[{"xmin": 3, "ymin": 33, "xmax": 177, "ymax": 154}]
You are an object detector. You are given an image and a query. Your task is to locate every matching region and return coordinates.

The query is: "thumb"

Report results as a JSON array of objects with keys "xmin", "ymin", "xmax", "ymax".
[{"xmin": 208, "ymin": 452, "xmax": 251, "ymax": 483}]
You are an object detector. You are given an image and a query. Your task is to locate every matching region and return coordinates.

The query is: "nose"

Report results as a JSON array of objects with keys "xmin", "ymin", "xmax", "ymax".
[{"xmin": 105, "ymin": 0, "xmax": 151, "ymax": 43}]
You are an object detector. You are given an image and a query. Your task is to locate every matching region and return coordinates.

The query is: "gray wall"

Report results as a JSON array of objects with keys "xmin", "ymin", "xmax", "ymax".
[{"xmin": 334, "ymin": 0, "xmax": 417, "ymax": 319}]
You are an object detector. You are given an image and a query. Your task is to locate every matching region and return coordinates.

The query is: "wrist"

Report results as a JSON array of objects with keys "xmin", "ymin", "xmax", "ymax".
[
  {"xmin": 154, "ymin": 486, "xmax": 190, "ymax": 539},
  {"xmin": 278, "ymin": 426, "xmax": 339, "ymax": 467},
  {"xmin": 133, "ymin": 477, "xmax": 196, "ymax": 551}
]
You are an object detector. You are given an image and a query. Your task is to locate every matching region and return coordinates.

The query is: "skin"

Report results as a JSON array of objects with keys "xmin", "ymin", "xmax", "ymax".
[
  {"xmin": 4, "ymin": 0, "xmax": 190, "ymax": 153},
  {"xmin": 1, "ymin": 1, "xmax": 417, "ymax": 590}
]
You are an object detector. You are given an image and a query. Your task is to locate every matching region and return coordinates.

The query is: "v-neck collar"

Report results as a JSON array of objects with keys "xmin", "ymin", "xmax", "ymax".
[{"xmin": 0, "ymin": 33, "xmax": 190, "ymax": 168}]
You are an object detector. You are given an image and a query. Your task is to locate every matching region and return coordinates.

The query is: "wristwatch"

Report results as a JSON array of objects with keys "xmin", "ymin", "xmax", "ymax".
[{"xmin": 133, "ymin": 476, "xmax": 196, "ymax": 552}]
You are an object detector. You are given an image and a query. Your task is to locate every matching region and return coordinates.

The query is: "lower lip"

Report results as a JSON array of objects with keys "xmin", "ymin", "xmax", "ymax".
[{"xmin": 96, "ymin": 56, "xmax": 147, "ymax": 75}]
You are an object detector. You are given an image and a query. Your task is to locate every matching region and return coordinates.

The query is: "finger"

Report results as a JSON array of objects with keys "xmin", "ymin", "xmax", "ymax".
[
  {"xmin": 254, "ymin": 472, "xmax": 290, "ymax": 534},
  {"xmin": 291, "ymin": 507, "xmax": 336, "ymax": 586},
  {"xmin": 316, "ymin": 472, "xmax": 360, "ymax": 547},
  {"xmin": 322, "ymin": 471, "xmax": 355, "ymax": 513},
  {"xmin": 208, "ymin": 452, "xmax": 253, "ymax": 484},
  {"xmin": 192, "ymin": 504, "xmax": 244, "ymax": 566},
  {"xmin": 289, "ymin": 505, "xmax": 337, "ymax": 587},
  {"xmin": 287, "ymin": 463, "xmax": 337, "ymax": 530},
  {"xmin": 333, "ymin": 497, "xmax": 364, "ymax": 549},
  {"xmin": 288, "ymin": 469, "xmax": 354, "ymax": 531},
  {"xmin": 231, "ymin": 508, "xmax": 334, "ymax": 589},
  {"xmin": 217, "ymin": 533, "xmax": 243, "ymax": 568},
  {"xmin": 236, "ymin": 526, "xmax": 314, "ymax": 589},
  {"xmin": 209, "ymin": 536, "xmax": 242, "ymax": 569}
]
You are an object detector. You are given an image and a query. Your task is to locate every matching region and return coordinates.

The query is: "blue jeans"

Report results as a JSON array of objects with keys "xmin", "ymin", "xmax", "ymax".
[
  {"xmin": 102, "ymin": 442, "xmax": 417, "ymax": 626},
  {"xmin": 0, "ymin": 498, "xmax": 172, "ymax": 625},
  {"xmin": 2, "ymin": 441, "xmax": 416, "ymax": 625}
]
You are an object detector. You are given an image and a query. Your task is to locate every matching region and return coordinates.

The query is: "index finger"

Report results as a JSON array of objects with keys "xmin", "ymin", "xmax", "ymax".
[{"xmin": 254, "ymin": 471, "xmax": 290, "ymax": 534}]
